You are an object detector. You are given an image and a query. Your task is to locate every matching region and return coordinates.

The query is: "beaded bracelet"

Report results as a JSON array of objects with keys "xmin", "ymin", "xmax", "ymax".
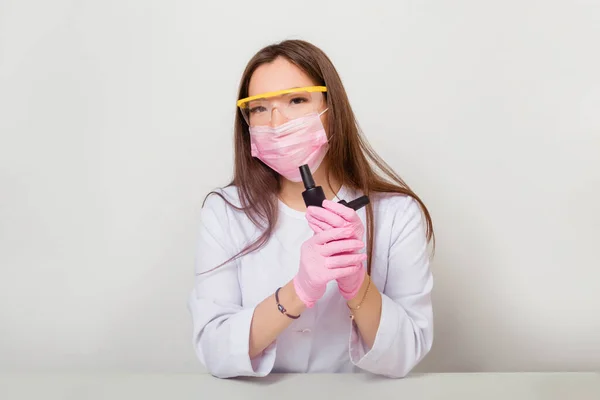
[{"xmin": 275, "ymin": 287, "xmax": 301, "ymax": 319}]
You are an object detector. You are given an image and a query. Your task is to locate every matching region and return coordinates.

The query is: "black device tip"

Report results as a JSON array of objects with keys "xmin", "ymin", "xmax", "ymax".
[
  {"xmin": 346, "ymin": 195, "xmax": 370, "ymax": 211},
  {"xmin": 299, "ymin": 164, "xmax": 315, "ymax": 189}
]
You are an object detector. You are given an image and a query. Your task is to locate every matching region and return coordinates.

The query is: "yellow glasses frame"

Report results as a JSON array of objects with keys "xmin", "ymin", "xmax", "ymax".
[{"xmin": 236, "ymin": 86, "xmax": 327, "ymax": 108}]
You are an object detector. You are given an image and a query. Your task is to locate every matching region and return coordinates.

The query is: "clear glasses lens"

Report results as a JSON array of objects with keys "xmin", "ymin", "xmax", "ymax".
[{"xmin": 240, "ymin": 91, "xmax": 324, "ymax": 127}]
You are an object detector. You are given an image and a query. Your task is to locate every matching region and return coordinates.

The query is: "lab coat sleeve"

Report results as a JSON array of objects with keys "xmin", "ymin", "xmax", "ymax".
[
  {"xmin": 349, "ymin": 197, "xmax": 434, "ymax": 378},
  {"xmin": 187, "ymin": 193, "xmax": 276, "ymax": 378}
]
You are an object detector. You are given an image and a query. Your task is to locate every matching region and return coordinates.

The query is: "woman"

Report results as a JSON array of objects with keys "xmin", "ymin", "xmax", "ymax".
[{"xmin": 188, "ymin": 40, "xmax": 435, "ymax": 379}]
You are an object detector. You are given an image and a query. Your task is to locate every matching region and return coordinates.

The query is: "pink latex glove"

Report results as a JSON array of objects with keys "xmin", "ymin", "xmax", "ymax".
[
  {"xmin": 305, "ymin": 199, "xmax": 366, "ymax": 300},
  {"xmin": 293, "ymin": 227, "xmax": 367, "ymax": 308}
]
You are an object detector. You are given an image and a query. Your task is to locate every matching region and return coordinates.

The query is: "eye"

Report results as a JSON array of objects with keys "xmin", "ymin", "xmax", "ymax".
[
  {"xmin": 290, "ymin": 96, "xmax": 309, "ymax": 105},
  {"xmin": 249, "ymin": 106, "xmax": 267, "ymax": 114}
]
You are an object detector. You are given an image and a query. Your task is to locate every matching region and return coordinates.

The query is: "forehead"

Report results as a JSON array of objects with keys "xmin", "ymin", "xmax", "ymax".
[{"xmin": 248, "ymin": 57, "xmax": 316, "ymax": 97}]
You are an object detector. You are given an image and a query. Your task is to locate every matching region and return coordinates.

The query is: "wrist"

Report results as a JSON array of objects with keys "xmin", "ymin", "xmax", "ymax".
[
  {"xmin": 346, "ymin": 271, "xmax": 369, "ymax": 307},
  {"xmin": 284, "ymin": 279, "xmax": 309, "ymax": 313}
]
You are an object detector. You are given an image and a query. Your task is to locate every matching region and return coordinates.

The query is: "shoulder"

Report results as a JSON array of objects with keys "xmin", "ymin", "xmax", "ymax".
[
  {"xmin": 200, "ymin": 185, "xmax": 260, "ymax": 234},
  {"xmin": 370, "ymin": 191, "xmax": 421, "ymax": 219},
  {"xmin": 198, "ymin": 185, "xmax": 244, "ymax": 230},
  {"xmin": 201, "ymin": 185, "xmax": 242, "ymax": 214},
  {"xmin": 370, "ymin": 191, "xmax": 429, "ymax": 244},
  {"xmin": 198, "ymin": 185, "xmax": 262, "ymax": 250}
]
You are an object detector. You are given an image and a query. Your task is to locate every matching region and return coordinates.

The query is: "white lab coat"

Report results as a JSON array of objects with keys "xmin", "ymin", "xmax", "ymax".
[{"xmin": 188, "ymin": 185, "xmax": 433, "ymax": 378}]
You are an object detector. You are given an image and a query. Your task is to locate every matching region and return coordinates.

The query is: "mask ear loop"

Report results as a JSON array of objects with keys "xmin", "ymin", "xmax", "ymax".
[
  {"xmin": 318, "ymin": 108, "xmax": 334, "ymax": 142},
  {"xmin": 318, "ymin": 107, "xmax": 336, "ymax": 196}
]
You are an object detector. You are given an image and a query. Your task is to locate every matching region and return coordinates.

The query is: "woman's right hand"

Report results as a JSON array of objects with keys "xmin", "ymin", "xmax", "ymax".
[{"xmin": 293, "ymin": 227, "xmax": 367, "ymax": 308}]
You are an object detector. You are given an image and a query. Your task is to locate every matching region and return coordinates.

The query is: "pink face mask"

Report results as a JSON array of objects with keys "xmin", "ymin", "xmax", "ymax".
[{"xmin": 249, "ymin": 110, "xmax": 329, "ymax": 182}]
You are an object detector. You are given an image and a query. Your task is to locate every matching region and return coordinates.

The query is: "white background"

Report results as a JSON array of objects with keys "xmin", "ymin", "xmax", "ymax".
[{"xmin": 1, "ymin": 0, "xmax": 599, "ymax": 373}]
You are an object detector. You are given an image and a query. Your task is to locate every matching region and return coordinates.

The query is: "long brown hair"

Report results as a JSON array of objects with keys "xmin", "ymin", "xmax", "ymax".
[{"xmin": 200, "ymin": 39, "xmax": 434, "ymax": 275}]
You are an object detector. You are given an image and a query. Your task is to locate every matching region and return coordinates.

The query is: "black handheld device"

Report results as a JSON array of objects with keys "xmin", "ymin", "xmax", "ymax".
[
  {"xmin": 300, "ymin": 164, "xmax": 326, "ymax": 207},
  {"xmin": 299, "ymin": 164, "xmax": 370, "ymax": 211}
]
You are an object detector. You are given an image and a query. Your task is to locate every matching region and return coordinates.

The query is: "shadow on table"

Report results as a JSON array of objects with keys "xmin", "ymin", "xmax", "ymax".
[{"xmin": 229, "ymin": 374, "xmax": 291, "ymax": 386}]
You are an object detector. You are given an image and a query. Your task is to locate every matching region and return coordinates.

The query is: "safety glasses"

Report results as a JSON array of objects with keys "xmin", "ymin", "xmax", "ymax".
[{"xmin": 237, "ymin": 86, "xmax": 327, "ymax": 127}]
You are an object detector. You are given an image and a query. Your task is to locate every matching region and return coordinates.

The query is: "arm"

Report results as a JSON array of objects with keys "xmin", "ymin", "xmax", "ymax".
[
  {"xmin": 189, "ymin": 194, "xmax": 302, "ymax": 378},
  {"xmin": 349, "ymin": 197, "xmax": 434, "ymax": 378},
  {"xmin": 189, "ymin": 194, "xmax": 359, "ymax": 377},
  {"xmin": 249, "ymin": 222, "xmax": 365, "ymax": 356},
  {"xmin": 248, "ymin": 280, "xmax": 305, "ymax": 358},
  {"xmin": 345, "ymin": 271, "xmax": 382, "ymax": 349},
  {"xmin": 306, "ymin": 197, "xmax": 433, "ymax": 377}
]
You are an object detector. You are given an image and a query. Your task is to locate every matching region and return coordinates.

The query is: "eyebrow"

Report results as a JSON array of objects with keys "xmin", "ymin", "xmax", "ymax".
[{"xmin": 249, "ymin": 86, "xmax": 302, "ymax": 97}]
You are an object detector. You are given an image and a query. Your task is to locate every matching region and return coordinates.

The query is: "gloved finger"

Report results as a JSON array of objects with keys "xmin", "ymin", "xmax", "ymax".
[
  {"xmin": 321, "ymin": 239, "xmax": 364, "ymax": 257},
  {"xmin": 326, "ymin": 265, "xmax": 364, "ymax": 280},
  {"xmin": 306, "ymin": 205, "xmax": 347, "ymax": 228},
  {"xmin": 309, "ymin": 222, "xmax": 324, "ymax": 234},
  {"xmin": 306, "ymin": 214, "xmax": 333, "ymax": 233},
  {"xmin": 312, "ymin": 227, "xmax": 355, "ymax": 245},
  {"xmin": 325, "ymin": 253, "xmax": 367, "ymax": 269},
  {"xmin": 322, "ymin": 199, "xmax": 358, "ymax": 222}
]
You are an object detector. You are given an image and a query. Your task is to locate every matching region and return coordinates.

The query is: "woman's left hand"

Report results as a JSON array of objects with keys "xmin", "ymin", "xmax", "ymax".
[{"xmin": 305, "ymin": 199, "xmax": 366, "ymax": 300}]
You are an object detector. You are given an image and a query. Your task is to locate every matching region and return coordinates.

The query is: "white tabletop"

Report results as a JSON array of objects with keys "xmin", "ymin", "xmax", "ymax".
[{"xmin": 1, "ymin": 372, "xmax": 599, "ymax": 400}]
